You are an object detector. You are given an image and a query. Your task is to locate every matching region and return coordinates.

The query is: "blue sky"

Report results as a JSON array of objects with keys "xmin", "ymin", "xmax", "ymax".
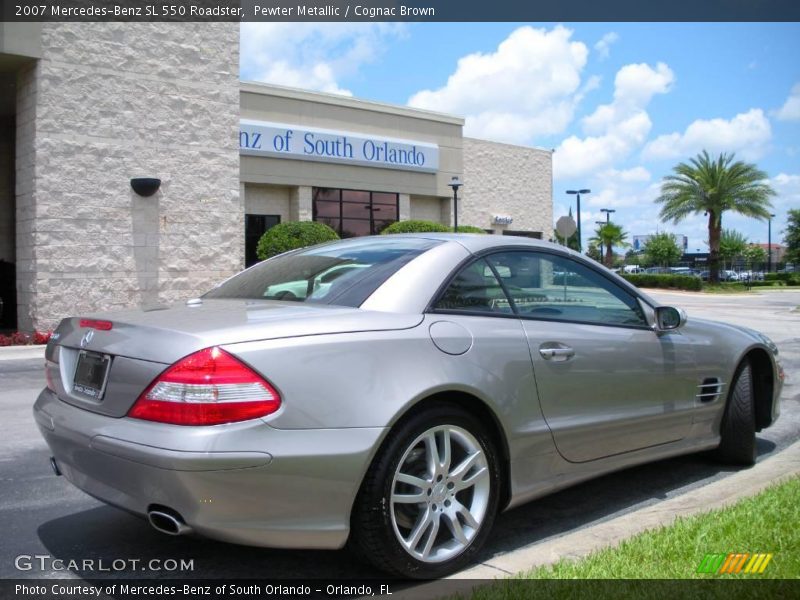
[{"xmin": 240, "ymin": 23, "xmax": 800, "ymax": 252}]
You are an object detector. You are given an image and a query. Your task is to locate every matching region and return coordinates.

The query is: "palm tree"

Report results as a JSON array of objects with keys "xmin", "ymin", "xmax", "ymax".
[
  {"xmin": 655, "ymin": 150, "xmax": 775, "ymax": 283},
  {"xmin": 590, "ymin": 222, "xmax": 628, "ymax": 267}
]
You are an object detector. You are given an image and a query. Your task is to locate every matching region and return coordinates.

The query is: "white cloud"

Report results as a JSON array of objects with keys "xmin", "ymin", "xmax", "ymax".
[
  {"xmin": 771, "ymin": 173, "xmax": 800, "ymax": 215},
  {"xmin": 408, "ymin": 25, "xmax": 589, "ymax": 144},
  {"xmin": 597, "ymin": 166, "xmax": 652, "ymax": 184},
  {"xmin": 554, "ymin": 62, "xmax": 674, "ymax": 179},
  {"xmin": 594, "ymin": 32, "xmax": 619, "ymax": 61},
  {"xmin": 642, "ymin": 108, "xmax": 772, "ymax": 161},
  {"xmin": 774, "ymin": 83, "xmax": 800, "ymax": 121},
  {"xmin": 240, "ymin": 23, "xmax": 406, "ymax": 96}
]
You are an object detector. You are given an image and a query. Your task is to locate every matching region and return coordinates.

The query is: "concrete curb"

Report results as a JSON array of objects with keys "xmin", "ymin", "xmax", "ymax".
[
  {"xmin": 392, "ymin": 441, "xmax": 800, "ymax": 599},
  {"xmin": 0, "ymin": 345, "xmax": 46, "ymax": 361}
]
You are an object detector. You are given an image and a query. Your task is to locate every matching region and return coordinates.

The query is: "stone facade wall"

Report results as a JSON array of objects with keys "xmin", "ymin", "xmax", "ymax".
[
  {"xmin": 409, "ymin": 195, "xmax": 444, "ymax": 223},
  {"xmin": 16, "ymin": 23, "xmax": 240, "ymax": 330},
  {"xmin": 244, "ymin": 184, "xmax": 291, "ymax": 222},
  {"xmin": 461, "ymin": 137, "xmax": 552, "ymax": 236}
]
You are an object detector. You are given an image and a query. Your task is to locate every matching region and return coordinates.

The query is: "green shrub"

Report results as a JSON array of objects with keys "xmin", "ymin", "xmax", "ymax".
[
  {"xmin": 765, "ymin": 272, "xmax": 800, "ymax": 285},
  {"xmin": 748, "ymin": 280, "xmax": 786, "ymax": 287},
  {"xmin": 455, "ymin": 225, "xmax": 487, "ymax": 234},
  {"xmin": 622, "ymin": 273, "xmax": 702, "ymax": 291},
  {"xmin": 381, "ymin": 220, "xmax": 486, "ymax": 235},
  {"xmin": 256, "ymin": 221, "xmax": 339, "ymax": 260},
  {"xmin": 380, "ymin": 220, "xmax": 451, "ymax": 234}
]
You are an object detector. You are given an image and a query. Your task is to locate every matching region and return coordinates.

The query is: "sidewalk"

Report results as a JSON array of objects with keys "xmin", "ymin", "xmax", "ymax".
[{"xmin": 0, "ymin": 345, "xmax": 46, "ymax": 361}]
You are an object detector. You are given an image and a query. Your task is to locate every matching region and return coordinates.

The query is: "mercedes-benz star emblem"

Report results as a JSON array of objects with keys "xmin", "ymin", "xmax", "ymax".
[{"xmin": 80, "ymin": 330, "xmax": 94, "ymax": 348}]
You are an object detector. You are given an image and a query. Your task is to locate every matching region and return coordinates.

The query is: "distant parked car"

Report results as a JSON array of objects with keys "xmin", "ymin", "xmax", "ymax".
[
  {"xmin": 644, "ymin": 267, "xmax": 673, "ymax": 274},
  {"xmin": 699, "ymin": 270, "xmax": 739, "ymax": 282},
  {"xmin": 722, "ymin": 270, "xmax": 740, "ymax": 282}
]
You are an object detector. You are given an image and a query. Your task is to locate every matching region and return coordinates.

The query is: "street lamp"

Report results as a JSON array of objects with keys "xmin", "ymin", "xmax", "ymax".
[
  {"xmin": 449, "ymin": 176, "xmax": 463, "ymax": 233},
  {"xmin": 600, "ymin": 208, "xmax": 616, "ymax": 223},
  {"xmin": 767, "ymin": 213, "xmax": 775, "ymax": 273},
  {"xmin": 566, "ymin": 189, "xmax": 591, "ymax": 251},
  {"xmin": 595, "ymin": 220, "xmax": 606, "ymax": 263}
]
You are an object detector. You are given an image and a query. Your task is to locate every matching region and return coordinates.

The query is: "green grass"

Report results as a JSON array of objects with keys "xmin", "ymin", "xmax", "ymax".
[
  {"xmin": 700, "ymin": 284, "xmax": 752, "ymax": 294},
  {"xmin": 463, "ymin": 477, "xmax": 800, "ymax": 600}
]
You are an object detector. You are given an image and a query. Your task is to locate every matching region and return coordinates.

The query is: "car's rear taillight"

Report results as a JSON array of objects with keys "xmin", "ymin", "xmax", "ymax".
[
  {"xmin": 128, "ymin": 347, "xmax": 280, "ymax": 426},
  {"xmin": 79, "ymin": 319, "xmax": 113, "ymax": 330}
]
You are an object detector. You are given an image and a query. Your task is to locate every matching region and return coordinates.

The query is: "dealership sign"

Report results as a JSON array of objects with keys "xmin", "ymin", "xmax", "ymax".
[{"xmin": 240, "ymin": 120, "xmax": 439, "ymax": 173}]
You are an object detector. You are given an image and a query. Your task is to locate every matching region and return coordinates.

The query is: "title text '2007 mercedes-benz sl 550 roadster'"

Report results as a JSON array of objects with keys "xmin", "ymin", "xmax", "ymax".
[{"xmin": 34, "ymin": 234, "xmax": 783, "ymax": 578}]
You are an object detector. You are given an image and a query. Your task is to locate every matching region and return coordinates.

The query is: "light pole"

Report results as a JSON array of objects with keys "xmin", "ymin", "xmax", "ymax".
[
  {"xmin": 595, "ymin": 220, "xmax": 606, "ymax": 263},
  {"xmin": 449, "ymin": 176, "xmax": 463, "ymax": 233},
  {"xmin": 566, "ymin": 189, "xmax": 590, "ymax": 251},
  {"xmin": 601, "ymin": 208, "xmax": 616, "ymax": 223},
  {"xmin": 767, "ymin": 213, "xmax": 775, "ymax": 273}
]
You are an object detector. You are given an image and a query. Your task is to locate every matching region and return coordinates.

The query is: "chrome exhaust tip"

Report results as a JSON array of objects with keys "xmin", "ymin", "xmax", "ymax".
[
  {"xmin": 49, "ymin": 457, "xmax": 62, "ymax": 476},
  {"xmin": 148, "ymin": 510, "xmax": 193, "ymax": 536}
]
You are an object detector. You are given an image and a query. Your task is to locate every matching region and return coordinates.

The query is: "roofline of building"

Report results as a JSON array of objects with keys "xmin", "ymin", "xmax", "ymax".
[
  {"xmin": 463, "ymin": 136, "xmax": 554, "ymax": 154},
  {"xmin": 240, "ymin": 80, "xmax": 465, "ymax": 126}
]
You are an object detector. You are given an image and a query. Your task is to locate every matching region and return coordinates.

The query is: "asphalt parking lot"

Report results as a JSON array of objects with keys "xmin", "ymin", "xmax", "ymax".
[{"xmin": 1, "ymin": 289, "xmax": 798, "ymax": 581}]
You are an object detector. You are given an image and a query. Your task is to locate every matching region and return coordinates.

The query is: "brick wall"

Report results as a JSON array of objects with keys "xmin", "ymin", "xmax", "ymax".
[
  {"xmin": 462, "ymin": 137, "xmax": 552, "ymax": 236},
  {"xmin": 15, "ymin": 23, "xmax": 240, "ymax": 330}
]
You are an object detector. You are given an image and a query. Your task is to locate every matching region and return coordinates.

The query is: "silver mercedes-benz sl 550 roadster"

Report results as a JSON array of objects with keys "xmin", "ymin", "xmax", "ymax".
[{"xmin": 34, "ymin": 234, "xmax": 783, "ymax": 578}]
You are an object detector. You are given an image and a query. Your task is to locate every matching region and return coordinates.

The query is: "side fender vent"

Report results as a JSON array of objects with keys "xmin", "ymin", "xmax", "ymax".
[{"xmin": 697, "ymin": 377, "xmax": 725, "ymax": 403}]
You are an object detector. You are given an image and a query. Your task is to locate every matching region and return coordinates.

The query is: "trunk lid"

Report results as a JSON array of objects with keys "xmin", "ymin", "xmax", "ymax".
[{"xmin": 47, "ymin": 299, "xmax": 422, "ymax": 417}]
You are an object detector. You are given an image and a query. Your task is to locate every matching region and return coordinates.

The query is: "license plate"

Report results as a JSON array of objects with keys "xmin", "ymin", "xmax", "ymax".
[{"xmin": 72, "ymin": 351, "xmax": 111, "ymax": 400}]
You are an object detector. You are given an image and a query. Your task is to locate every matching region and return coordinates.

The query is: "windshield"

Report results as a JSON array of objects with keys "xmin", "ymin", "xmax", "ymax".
[{"xmin": 203, "ymin": 237, "xmax": 442, "ymax": 307}]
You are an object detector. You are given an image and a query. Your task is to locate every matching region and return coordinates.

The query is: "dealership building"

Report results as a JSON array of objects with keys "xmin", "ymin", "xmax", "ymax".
[{"xmin": 0, "ymin": 23, "xmax": 553, "ymax": 331}]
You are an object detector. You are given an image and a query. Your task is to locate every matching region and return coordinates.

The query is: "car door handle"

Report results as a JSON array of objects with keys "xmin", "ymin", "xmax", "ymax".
[{"xmin": 539, "ymin": 347, "xmax": 575, "ymax": 361}]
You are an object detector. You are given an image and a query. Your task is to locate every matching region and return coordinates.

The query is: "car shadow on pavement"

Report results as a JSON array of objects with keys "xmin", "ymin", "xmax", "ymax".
[{"xmin": 35, "ymin": 438, "xmax": 777, "ymax": 580}]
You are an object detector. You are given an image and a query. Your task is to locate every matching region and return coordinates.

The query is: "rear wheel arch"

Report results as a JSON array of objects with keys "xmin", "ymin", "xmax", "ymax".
[
  {"xmin": 744, "ymin": 348, "xmax": 775, "ymax": 432},
  {"xmin": 348, "ymin": 395, "xmax": 506, "ymax": 577},
  {"xmin": 392, "ymin": 392, "xmax": 512, "ymax": 510}
]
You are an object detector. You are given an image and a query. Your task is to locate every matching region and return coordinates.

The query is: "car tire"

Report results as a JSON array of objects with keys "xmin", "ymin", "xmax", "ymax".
[
  {"xmin": 350, "ymin": 404, "xmax": 501, "ymax": 578},
  {"xmin": 714, "ymin": 360, "xmax": 756, "ymax": 466}
]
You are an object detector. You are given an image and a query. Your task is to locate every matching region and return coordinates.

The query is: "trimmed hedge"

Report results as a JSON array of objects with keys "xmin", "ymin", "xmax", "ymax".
[
  {"xmin": 381, "ymin": 220, "xmax": 486, "ymax": 235},
  {"xmin": 455, "ymin": 225, "xmax": 487, "ymax": 234},
  {"xmin": 622, "ymin": 273, "xmax": 702, "ymax": 291},
  {"xmin": 765, "ymin": 272, "xmax": 800, "ymax": 285},
  {"xmin": 748, "ymin": 280, "xmax": 787, "ymax": 288},
  {"xmin": 256, "ymin": 221, "xmax": 339, "ymax": 260}
]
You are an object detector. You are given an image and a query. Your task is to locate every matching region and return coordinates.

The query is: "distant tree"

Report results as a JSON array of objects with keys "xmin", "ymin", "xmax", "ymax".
[
  {"xmin": 656, "ymin": 150, "xmax": 775, "ymax": 283},
  {"xmin": 586, "ymin": 242, "xmax": 602, "ymax": 263},
  {"xmin": 624, "ymin": 249, "xmax": 645, "ymax": 266},
  {"xmin": 785, "ymin": 208, "xmax": 800, "ymax": 265},
  {"xmin": 643, "ymin": 232, "xmax": 683, "ymax": 267},
  {"xmin": 589, "ymin": 222, "xmax": 629, "ymax": 267},
  {"xmin": 718, "ymin": 229, "xmax": 749, "ymax": 269},
  {"xmin": 744, "ymin": 245, "xmax": 768, "ymax": 270}
]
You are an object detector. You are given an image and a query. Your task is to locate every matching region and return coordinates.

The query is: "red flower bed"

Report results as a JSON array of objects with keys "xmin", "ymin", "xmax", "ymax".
[{"xmin": 0, "ymin": 330, "xmax": 53, "ymax": 346}]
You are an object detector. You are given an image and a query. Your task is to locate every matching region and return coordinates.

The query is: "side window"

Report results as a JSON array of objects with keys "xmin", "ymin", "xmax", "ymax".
[
  {"xmin": 485, "ymin": 251, "xmax": 647, "ymax": 327},
  {"xmin": 434, "ymin": 259, "xmax": 513, "ymax": 314}
]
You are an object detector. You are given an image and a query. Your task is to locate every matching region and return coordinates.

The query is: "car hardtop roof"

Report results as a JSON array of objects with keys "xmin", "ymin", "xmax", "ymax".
[{"xmin": 370, "ymin": 232, "xmax": 572, "ymax": 255}]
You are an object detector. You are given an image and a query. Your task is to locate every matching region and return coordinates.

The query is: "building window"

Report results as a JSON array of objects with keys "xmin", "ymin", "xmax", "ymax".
[
  {"xmin": 245, "ymin": 214, "xmax": 281, "ymax": 267},
  {"xmin": 313, "ymin": 188, "xmax": 399, "ymax": 238}
]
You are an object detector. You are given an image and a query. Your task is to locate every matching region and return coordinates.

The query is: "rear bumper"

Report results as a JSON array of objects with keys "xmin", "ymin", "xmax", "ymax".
[{"xmin": 34, "ymin": 389, "xmax": 386, "ymax": 549}]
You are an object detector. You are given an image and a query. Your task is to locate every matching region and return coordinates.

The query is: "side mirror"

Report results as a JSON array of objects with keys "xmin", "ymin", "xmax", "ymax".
[{"xmin": 654, "ymin": 306, "xmax": 687, "ymax": 332}]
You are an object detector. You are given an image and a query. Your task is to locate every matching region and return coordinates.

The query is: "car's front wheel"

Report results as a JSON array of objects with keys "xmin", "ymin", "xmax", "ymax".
[
  {"xmin": 714, "ymin": 360, "xmax": 756, "ymax": 466},
  {"xmin": 351, "ymin": 405, "xmax": 500, "ymax": 578}
]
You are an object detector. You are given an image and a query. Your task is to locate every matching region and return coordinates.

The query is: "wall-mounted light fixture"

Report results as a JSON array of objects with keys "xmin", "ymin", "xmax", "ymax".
[{"xmin": 130, "ymin": 178, "xmax": 161, "ymax": 197}]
